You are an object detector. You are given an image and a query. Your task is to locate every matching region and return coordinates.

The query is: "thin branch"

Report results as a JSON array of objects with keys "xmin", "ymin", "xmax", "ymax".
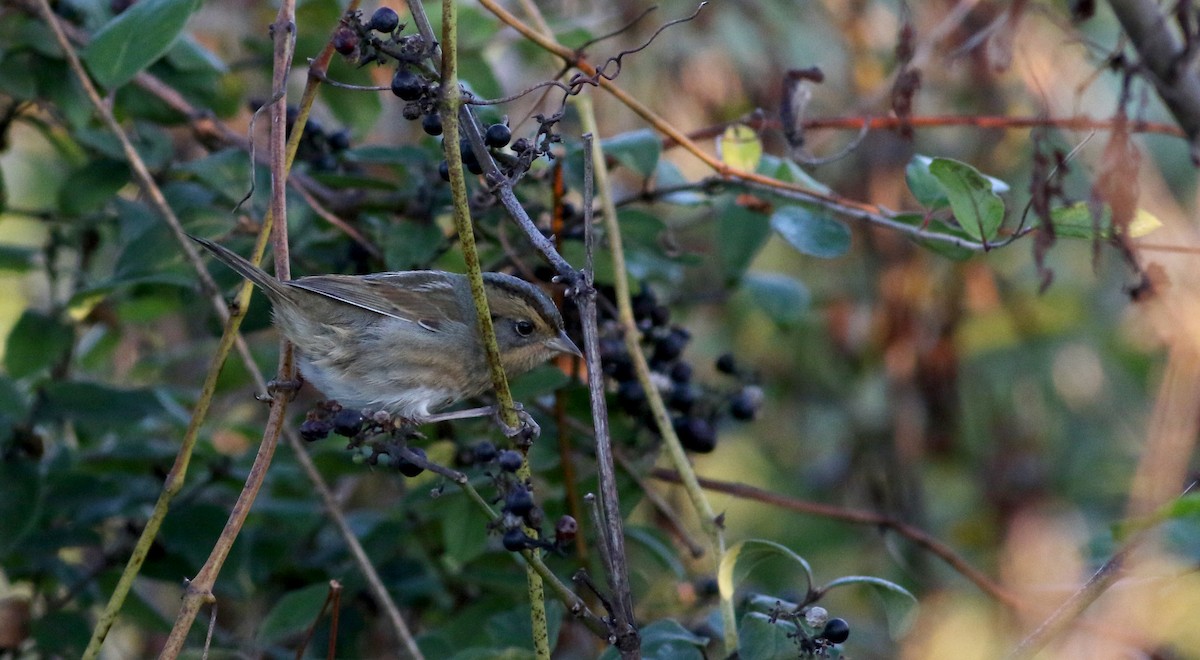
[
  {"xmin": 1009, "ymin": 478, "xmax": 1200, "ymax": 657},
  {"xmin": 577, "ymin": 91, "xmax": 734, "ymax": 653},
  {"xmin": 437, "ymin": 0, "xmax": 550, "ymax": 656},
  {"xmin": 160, "ymin": 3, "xmax": 301, "ymax": 653},
  {"xmin": 668, "ymin": 114, "xmax": 1187, "ymax": 146},
  {"xmin": 650, "ymin": 469, "xmax": 1024, "ymax": 612},
  {"xmin": 577, "ymin": 133, "xmax": 639, "ymax": 656}
]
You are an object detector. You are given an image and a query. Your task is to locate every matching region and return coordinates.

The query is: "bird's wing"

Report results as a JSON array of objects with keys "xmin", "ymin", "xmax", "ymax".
[{"xmin": 287, "ymin": 271, "xmax": 462, "ymax": 332}]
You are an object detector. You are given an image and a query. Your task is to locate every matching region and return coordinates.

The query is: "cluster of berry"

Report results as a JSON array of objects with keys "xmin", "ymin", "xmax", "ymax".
[
  {"xmin": 331, "ymin": 7, "xmax": 555, "ymax": 184},
  {"xmin": 461, "ymin": 439, "xmax": 577, "ymax": 554},
  {"xmin": 302, "ymin": 405, "xmax": 575, "ymax": 555},
  {"xmin": 299, "ymin": 403, "xmax": 428, "ymax": 477},
  {"xmin": 591, "ymin": 285, "xmax": 763, "ymax": 454}
]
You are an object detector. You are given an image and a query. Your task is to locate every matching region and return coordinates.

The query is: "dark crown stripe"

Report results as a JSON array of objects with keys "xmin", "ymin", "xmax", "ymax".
[{"xmin": 483, "ymin": 273, "xmax": 562, "ymax": 326}]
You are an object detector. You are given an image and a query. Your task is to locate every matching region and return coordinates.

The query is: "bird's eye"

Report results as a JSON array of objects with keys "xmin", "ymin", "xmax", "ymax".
[{"xmin": 514, "ymin": 320, "xmax": 535, "ymax": 337}]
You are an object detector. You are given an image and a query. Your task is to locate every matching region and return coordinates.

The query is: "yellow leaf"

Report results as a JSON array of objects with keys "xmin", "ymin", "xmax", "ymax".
[
  {"xmin": 717, "ymin": 123, "xmax": 762, "ymax": 172},
  {"xmin": 1129, "ymin": 208, "xmax": 1164, "ymax": 238}
]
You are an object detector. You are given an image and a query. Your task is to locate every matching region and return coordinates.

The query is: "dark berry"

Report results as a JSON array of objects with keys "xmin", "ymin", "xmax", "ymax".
[
  {"xmin": 312, "ymin": 154, "xmax": 338, "ymax": 172},
  {"xmin": 503, "ymin": 528, "xmax": 533, "ymax": 552},
  {"xmin": 390, "ymin": 68, "xmax": 423, "ymax": 100},
  {"xmin": 497, "ymin": 449, "xmax": 523, "ymax": 472},
  {"xmin": 729, "ymin": 389, "xmax": 759, "ymax": 421},
  {"xmin": 650, "ymin": 305, "xmax": 671, "ymax": 328},
  {"xmin": 632, "ymin": 288, "xmax": 657, "ymax": 321},
  {"xmin": 366, "ymin": 6, "xmax": 400, "ymax": 33},
  {"xmin": 401, "ymin": 103, "xmax": 422, "ymax": 121},
  {"xmin": 715, "ymin": 353, "xmax": 737, "ymax": 374},
  {"xmin": 599, "ymin": 338, "xmax": 626, "ymax": 361},
  {"xmin": 438, "ymin": 160, "xmax": 450, "ymax": 182},
  {"xmin": 504, "ymin": 486, "xmax": 535, "ymax": 517},
  {"xmin": 459, "ymin": 141, "xmax": 482, "ymax": 174},
  {"xmin": 511, "ymin": 137, "xmax": 530, "ymax": 153},
  {"xmin": 473, "ymin": 440, "xmax": 497, "ymax": 463},
  {"xmin": 396, "ymin": 446, "xmax": 426, "ymax": 477},
  {"xmin": 653, "ymin": 328, "xmax": 689, "ymax": 363},
  {"xmin": 328, "ymin": 129, "xmax": 351, "ymax": 151},
  {"xmin": 616, "ymin": 380, "xmax": 646, "ymax": 415},
  {"xmin": 331, "ymin": 27, "xmax": 358, "ymax": 56},
  {"xmin": 331, "ymin": 409, "xmax": 365, "ymax": 437},
  {"xmin": 669, "ymin": 362, "xmax": 693, "ymax": 383},
  {"xmin": 422, "ymin": 112, "xmax": 443, "ymax": 136},
  {"xmin": 694, "ymin": 576, "xmax": 719, "ymax": 598},
  {"xmin": 484, "ymin": 123, "xmax": 512, "ymax": 148},
  {"xmin": 465, "ymin": 155, "xmax": 483, "ymax": 175},
  {"xmin": 300, "ymin": 418, "xmax": 333, "ymax": 442},
  {"xmin": 820, "ymin": 618, "xmax": 850, "ymax": 644},
  {"xmin": 554, "ymin": 515, "xmax": 578, "ymax": 544},
  {"xmin": 674, "ymin": 416, "xmax": 717, "ymax": 453},
  {"xmin": 668, "ymin": 384, "xmax": 697, "ymax": 413}
]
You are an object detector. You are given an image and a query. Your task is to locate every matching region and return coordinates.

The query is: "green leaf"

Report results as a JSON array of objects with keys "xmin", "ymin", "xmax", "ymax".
[
  {"xmin": 742, "ymin": 272, "xmax": 810, "ymax": 325},
  {"xmin": 5, "ymin": 310, "xmax": 74, "ymax": 379},
  {"xmin": 738, "ymin": 612, "xmax": 800, "ymax": 660},
  {"xmin": 484, "ymin": 601, "xmax": 564, "ymax": 652},
  {"xmin": 1046, "ymin": 202, "xmax": 1163, "ymax": 239},
  {"xmin": 716, "ymin": 198, "xmax": 771, "ymax": 283},
  {"xmin": 928, "ymin": 158, "xmax": 1006, "ymax": 242},
  {"xmin": 770, "ymin": 206, "xmax": 851, "ymax": 258},
  {"xmin": 1163, "ymin": 492, "xmax": 1200, "ymax": 520},
  {"xmin": 509, "ymin": 364, "xmax": 571, "ymax": 402},
  {"xmin": 757, "ymin": 155, "xmax": 831, "ymax": 193},
  {"xmin": 820, "ymin": 575, "xmax": 917, "ymax": 637},
  {"xmin": 601, "ymin": 619, "xmax": 707, "ymax": 660},
  {"xmin": 31, "ymin": 610, "xmax": 91, "ymax": 656},
  {"xmin": 0, "ymin": 460, "xmax": 43, "ymax": 554},
  {"xmin": 256, "ymin": 583, "xmax": 331, "ymax": 645},
  {"xmin": 718, "ymin": 123, "xmax": 763, "ymax": 172},
  {"xmin": 890, "ymin": 212, "xmax": 976, "ymax": 261},
  {"xmin": 719, "ymin": 539, "xmax": 814, "ymax": 603},
  {"xmin": 384, "ymin": 220, "xmax": 446, "ymax": 270},
  {"xmin": 165, "ymin": 35, "xmax": 228, "ymax": 74},
  {"xmin": 626, "ymin": 526, "xmax": 688, "ymax": 578},
  {"xmin": 0, "ymin": 51, "xmax": 39, "ymax": 100},
  {"xmin": 653, "ymin": 160, "xmax": 707, "ymax": 205},
  {"xmin": 603, "ymin": 129, "xmax": 661, "ymax": 178},
  {"xmin": 0, "ymin": 246, "xmax": 35, "ymax": 272},
  {"xmin": 320, "ymin": 67, "xmax": 382, "ymax": 135},
  {"xmin": 40, "ymin": 381, "xmax": 164, "ymax": 429},
  {"xmin": 81, "ymin": 0, "xmax": 201, "ymax": 89},
  {"xmin": 58, "ymin": 158, "xmax": 130, "ymax": 215},
  {"xmin": 439, "ymin": 491, "xmax": 489, "ymax": 567},
  {"xmin": 906, "ymin": 154, "xmax": 1008, "ymax": 210}
]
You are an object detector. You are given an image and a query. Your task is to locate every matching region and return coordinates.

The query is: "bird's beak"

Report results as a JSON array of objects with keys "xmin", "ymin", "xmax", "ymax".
[{"xmin": 547, "ymin": 331, "xmax": 583, "ymax": 358}]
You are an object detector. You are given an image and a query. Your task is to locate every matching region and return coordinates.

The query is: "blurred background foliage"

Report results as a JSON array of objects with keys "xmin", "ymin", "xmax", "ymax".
[{"xmin": 1, "ymin": 0, "xmax": 1199, "ymax": 657}]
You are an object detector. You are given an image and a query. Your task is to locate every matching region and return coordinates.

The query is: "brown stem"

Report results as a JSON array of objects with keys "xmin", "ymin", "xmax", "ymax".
[{"xmin": 650, "ymin": 468, "xmax": 1025, "ymax": 612}]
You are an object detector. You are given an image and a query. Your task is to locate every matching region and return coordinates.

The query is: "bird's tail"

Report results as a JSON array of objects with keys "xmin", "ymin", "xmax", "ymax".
[{"xmin": 189, "ymin": 234, "xmax": 290, "ymax": 299}]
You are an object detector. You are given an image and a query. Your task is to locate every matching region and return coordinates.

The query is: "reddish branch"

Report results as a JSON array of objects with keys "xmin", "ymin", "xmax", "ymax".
[
  {"xmin": 668, "ymin": 114, "xmax": 1185, "ymax": 149},
  {"xmin": 650, "ymin": 468, "xmax": 1024, "ymax": 612}
]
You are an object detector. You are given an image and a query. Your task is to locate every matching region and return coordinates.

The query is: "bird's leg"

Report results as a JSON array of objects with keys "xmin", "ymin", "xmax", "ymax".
[
  {"xmin": 495, "ymin": 404, "xmax": 540, "ymax": 444},
  {"xmin": 419, "ymin": 405, "xmax": 498, "ymax": 424},
  {"xmin": 418, "ymin": 403, "xmax": 540, "ymax": 442},
  {"xmin": 257, "ymin": 374, "xmax": 305, "ymax": 402}
]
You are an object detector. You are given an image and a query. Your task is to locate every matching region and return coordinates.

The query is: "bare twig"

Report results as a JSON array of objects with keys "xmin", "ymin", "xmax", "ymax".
[
  {"xmin": 296, "ymin": 580, "xmax": 341, "ymax": 660},
  {"xmin": 158, "ymin": 1, "xmax": 301, "ymax": 652},
  {"xmin": 577, "ymin": 133, "xmax": 639, "ymax": 656}
]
